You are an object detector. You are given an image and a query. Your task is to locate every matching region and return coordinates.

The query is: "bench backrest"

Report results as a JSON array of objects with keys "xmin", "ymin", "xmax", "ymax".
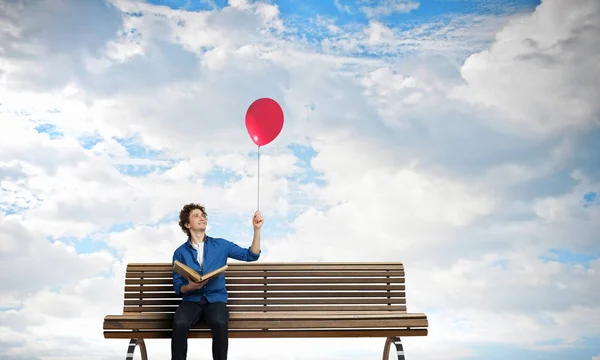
[{"xmin": 123, "ymin": 262, "xmax": 406, "ymax": 314}]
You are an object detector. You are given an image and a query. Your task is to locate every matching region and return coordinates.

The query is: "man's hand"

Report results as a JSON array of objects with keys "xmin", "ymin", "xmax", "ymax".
[
  {"xmin": 183, "ymin": 277, "xmax": 208, "ymax": 293},
  {"xmin": 253, "ymin": 210, "xmax": 263, "ymax": 230}
]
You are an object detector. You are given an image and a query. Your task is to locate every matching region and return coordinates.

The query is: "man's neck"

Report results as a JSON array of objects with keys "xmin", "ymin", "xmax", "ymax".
[{"xmin": 189, "ymin": 231, "xmax": 205, "ymax": 245}]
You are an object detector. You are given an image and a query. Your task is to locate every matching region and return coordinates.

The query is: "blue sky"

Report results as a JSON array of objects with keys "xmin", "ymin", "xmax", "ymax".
[
  {"xmin": 144, "ymin": 0, "xmax": 543, "ymax": 61},
  {"xmin": 1, "ymin": 0, "xmax": 599, "ymax": 359},
  {"xmin": 146, "ymin": 0, "xmax": 541, "ymax": 21}
]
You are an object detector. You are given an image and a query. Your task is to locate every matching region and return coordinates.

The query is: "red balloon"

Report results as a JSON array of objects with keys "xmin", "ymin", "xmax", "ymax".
[{"xmin": 245, "ymin": 98, "xmax": 284, "ymax": 147}]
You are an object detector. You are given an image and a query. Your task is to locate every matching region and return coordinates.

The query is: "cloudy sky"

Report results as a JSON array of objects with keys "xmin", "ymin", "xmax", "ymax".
[{"xmin": 1, "ymin": 0, "xmax": 599, "ymax": 359}]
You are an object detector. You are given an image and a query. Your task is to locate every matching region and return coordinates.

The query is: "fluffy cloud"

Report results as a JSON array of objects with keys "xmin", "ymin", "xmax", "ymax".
[
  {"xmin": 453, "ymin": 0, "xmax": 600, "ymax": 136},
  {"xmin": 0, "ymin": 213, "xmax": 116, "ymax": 304},
  {"xmin": 361, "ymin": 0, "xmax": 420, "ymax": 18},
  {"xmin": 0, "ymin": 0, "xmax": 123, "ymax": 92}
]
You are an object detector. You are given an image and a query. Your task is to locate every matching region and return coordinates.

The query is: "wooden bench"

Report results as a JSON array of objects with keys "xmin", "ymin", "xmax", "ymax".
[{"xmin": 103, "ymin": 262, "xmax": 428, "ymax": 359}]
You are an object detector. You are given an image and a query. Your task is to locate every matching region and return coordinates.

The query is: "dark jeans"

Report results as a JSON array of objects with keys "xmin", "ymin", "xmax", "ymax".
[{"xmin": 171, "ymin": 298, "xmax": 229, "ymax": 360}]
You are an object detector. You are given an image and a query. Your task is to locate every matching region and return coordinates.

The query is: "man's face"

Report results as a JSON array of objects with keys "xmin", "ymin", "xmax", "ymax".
[{"xmin": 186, "ymin": 209, "xmax": 207, "ymax": 232}]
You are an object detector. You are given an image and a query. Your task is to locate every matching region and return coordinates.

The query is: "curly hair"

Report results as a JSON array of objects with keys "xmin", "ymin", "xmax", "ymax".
[{"xmin": 178, "ymin": 203, "xmax": 207, "ymax": 237}]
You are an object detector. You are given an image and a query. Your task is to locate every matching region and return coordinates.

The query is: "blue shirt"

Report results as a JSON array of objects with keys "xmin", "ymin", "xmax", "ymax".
[{"xmin": 172, "ymin": 235, "xmax": 260, "ymax": 303}]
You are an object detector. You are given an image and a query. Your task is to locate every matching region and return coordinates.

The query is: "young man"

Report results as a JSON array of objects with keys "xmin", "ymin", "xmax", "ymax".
[{"xmin": 171, "ymin": 203, "xmax": 263, "ymax": 360}]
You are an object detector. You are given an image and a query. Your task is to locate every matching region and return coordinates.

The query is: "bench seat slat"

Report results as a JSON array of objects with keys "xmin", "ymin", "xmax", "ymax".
[
  {"xmin": 124, "ymin": 298, "xmax": 406, "ymax": 306},
  {"xmin": 123, "ymin": 291, "xmax": 406, "ymax": 299},
  {"xmin": 106, "ymin": 311, "xmax": 423, "ymax": 321},
  {"xmin": 126, "ymin": 277, "xmax": 405, "ymax": 285},
  {"xmin": 105, "ymin": 318, "xmax": 427, "ymax": 330},
  {"xmin": 124, "ymin": 284, "xmax": 406, "ymax": 292},
  {"xmin": 123, "ymin": 305, "xmax": 408, "ymax": 312},
  {"xmin": 127, "ymin": 263, "xmax": 404, "ymax": 271},
  {"xmin": 126, "ymin": 270, "xmax": 405, "ymax": 278},
  {"xmin": 104, "ymin": 328, "xmax": 427, "ymax": 339}
]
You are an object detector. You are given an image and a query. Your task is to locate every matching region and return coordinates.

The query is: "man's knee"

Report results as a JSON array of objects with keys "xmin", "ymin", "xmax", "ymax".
[
  {"xmin": 210, "ymin": 308, "xmax": 229, "ymax": 331},
  {"xmin": 173, "ymin": 317, "xmax": 193, "ymax": 332},
  {"xmin": 210, "ymin": 316, "xmax": 228, "ymax": 331}
]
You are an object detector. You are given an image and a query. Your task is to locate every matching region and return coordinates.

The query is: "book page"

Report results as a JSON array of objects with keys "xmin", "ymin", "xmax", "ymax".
[
  {"xmin": 200, "ymin": 265, "xmax": 228, "ymax": 281},
  {"xmin": 173, "ymin": 260, "xmax": 202, "ymax": 282},
  {"xmin": 173, "ymin": 261, "xmax": 228, "ymax": 283}
]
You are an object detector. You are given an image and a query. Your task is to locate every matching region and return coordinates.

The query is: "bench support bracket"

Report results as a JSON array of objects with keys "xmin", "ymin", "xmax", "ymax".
[
  {"xmin": 383, "ymin": 336, "xmax": 405, "ymax": 360},
  {"xmin": 126, "ymin": 338, "xmax": 148, "ymax": 360}
]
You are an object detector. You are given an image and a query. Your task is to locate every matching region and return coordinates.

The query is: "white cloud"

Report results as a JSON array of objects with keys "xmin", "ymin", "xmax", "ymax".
[
  {"xmin": 364, "ymin": 20, "xmax": 396, "ymax": 45},
  {"xmin": 0, "ymin": 213, "xmax": 116, "ymax": 305},
  {"xmin": 452, "ymin": 0, "xmax": 600, "ymax": 136},
  {"xmin": 0, "ymin": 0, "xmax": 124, "ymax": 92},
  {"xmin": 317, "ymin": 13, "xmax": 514, "ymax": 59},
  {"xmin": 334, "ymin": 0, "xmax": 352, "ymax": 14},
  {"xmin": 361, "ymin": 0, "xmax": 420, "ymax": 18}
]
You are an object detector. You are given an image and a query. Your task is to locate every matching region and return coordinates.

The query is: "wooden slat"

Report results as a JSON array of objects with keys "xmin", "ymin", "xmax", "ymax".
[
  {"xmin": 126, "ymin": 277, "xmax": 405, "ymax": 285},
  {"xmin": 127, "ymin": 262, "xmax": 404, "ymax": 265},
  {"xmin": 106, "ymin": 311, "xmax": 423, "ymax": 321},
  {"xmin": 125, "ymin": 279, "xmax": 170, "ymax": 285},
  {"xmin": 124, "ymin": 298, "xmax": 406, "ymax": 306},
  {"xmin": 123, "ymin": 305, "xmax": 408, "ymax": 312},
  {"xmin": 125, "ymin": 272, "xmax": 171, "ymax": 279},
  {"xmin": 105, "ymin": 318, "xmax": 428, "ymax": 330},
  {"xmin": 117, "ymin": 311, "xmax": 415, "ymax": 320},
  {"xmin": 124, "ymin": 291, "xmax": 406, "ymax": 299},
  {"xmin": 221, "ymin": 264, "xmax": 404, "ymax": 271},
  {"xmin": 126, "ymin": 270, "xmax": 405, "ymax": 278},
  {"xmin": 105, "ymin": 320, "xmax": 428, "ymax": 331},
  {"xmin": 104, "ymin": 328, "xmax": 428, "ymax": 339},
  {"xmin": 124, "ymin": 284, "xmax": 406, "ymax": 292},
  {"xmin": 225, "ymin": 271, "xmax": 405, "ymax": 277},
  {"xmin": 127, "ymin": 262, "xmax": 404, "ymax": 271},
  {"xmin": 125, "ymin": 266, "xmax": 405, "ymax": 272},
  {"xmin": 125, "ymin": 285, "xmax": 174, "ymax": 292}
]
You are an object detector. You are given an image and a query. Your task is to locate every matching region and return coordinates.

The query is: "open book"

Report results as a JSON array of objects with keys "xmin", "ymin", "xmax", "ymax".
[{"xmin": 173, "ymin": 260, "xmax": 228, "ymax": 283}]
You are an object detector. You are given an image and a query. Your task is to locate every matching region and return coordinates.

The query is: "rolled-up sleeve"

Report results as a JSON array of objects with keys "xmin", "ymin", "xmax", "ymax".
[
  {"xmin": 172, "ymin": 252, "xmax": 185, "ymax": 295},
  {"xmin": 228, "ymin": 241, "xmax": 261, "ymax": 262}
]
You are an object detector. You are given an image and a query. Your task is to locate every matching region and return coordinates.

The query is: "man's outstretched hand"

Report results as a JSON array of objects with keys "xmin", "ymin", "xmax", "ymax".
[{"xmin": 253, "ymin": 210, "xmax": 264, "ymax": 230}]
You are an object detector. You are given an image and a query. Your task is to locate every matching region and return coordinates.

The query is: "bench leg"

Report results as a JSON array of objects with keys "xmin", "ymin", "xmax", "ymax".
[
  {"xmin": 126, "ymin": 338, "xmax": 148, "ymax": 360},
  {"xmin": 382, "ymin": 337, "xmax": 405, "ymax": 360}
]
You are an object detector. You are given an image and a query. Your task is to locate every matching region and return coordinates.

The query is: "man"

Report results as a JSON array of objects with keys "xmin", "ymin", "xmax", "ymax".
[{"xmin": 171, "ymin": 203, "xmax": 263, "ymax": 360}]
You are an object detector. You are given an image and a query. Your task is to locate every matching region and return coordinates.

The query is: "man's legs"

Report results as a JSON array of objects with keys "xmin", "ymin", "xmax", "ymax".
[
  {"xmin": 172, "ymin": 301, "xmax": 203, "ymax": 360},
  {"xmin": 203, "ymin": 301, "xmax": 229, "ymax": 360}
]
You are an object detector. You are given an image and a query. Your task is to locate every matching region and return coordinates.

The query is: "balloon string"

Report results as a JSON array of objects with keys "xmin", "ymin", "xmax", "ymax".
[{"xmin": 257, "ymin": 145, "xmax": 260, "ymax": 211}]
